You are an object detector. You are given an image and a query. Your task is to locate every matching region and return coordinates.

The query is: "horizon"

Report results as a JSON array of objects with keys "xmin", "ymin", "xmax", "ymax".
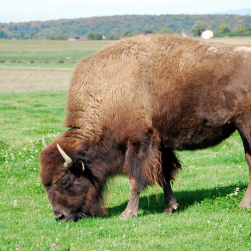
[
  {"xmin": 0, "ymin": 0, "xmax": 250, "ymax": 23},
  {"xmin": 1, "ymin": 10, "xmax": 251, "ymax": 25}
]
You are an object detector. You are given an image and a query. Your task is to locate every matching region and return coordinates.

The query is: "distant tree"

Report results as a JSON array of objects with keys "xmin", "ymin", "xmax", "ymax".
[
  {"xmin": 237, "ymin": 26, "xmax": 247, "ymax": 36},
  {"xmin": 2, "ymin": 15, "xmax": 251, "ymax": 40},
  {"xmin": 158, "ymin": 28, "xmax": 174, "ymax": 34},
  {"xmin": 33, "ymin": 34, "xmax": 41, "ymax": 40},
  {"xmin": 18, "ymin": 31, "xmax": 25, "ymax": 39},
  {"xmin": 121, "ymin": 29, "xmax": 139, "ymax": 38},
  {"xmin": 0, "ymin": 31, "xmax": 8, "ymax": 39},
  {"xmin": 236, "ymin": 26, "xmax": 251, "ymax": 36},
  {"xmin": 191, "ymin": 21, "xmax": 208, "ymax": 37},
  {"xmin": 144, "ymin": 29, "xmax": 155, "ymax": 34},
  {"xmin": 87, "ymin": 32, "xmax": 103, "ymax": 40},
  {"xmin": 245, "ymin": 26, "xmax": 251, "ymax": 36},
  {"xmin": 106, "ymin": 34, "xmax": 119, "ymax": 40},
  {"xmin": 215, "ymin": 23, "xmax": 231, "ymax": 37},
  {"xmin": 47, "ymin": 34, "xmax": 69, "ymax": 40}
]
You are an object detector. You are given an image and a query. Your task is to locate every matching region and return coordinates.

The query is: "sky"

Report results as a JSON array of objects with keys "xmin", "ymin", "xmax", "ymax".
[{"xmin": 0, "ymin": 0, "xmax": 250, "ymax": 23}]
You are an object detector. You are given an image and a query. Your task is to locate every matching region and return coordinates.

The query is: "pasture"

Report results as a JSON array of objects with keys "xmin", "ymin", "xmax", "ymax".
[
  {"xmin": 0, "ymin": 39, "xmax": 112, "ymax": 68},
  {"xmin": 0, "ymin": 37, "xmax": 251, "ymax": 250}
]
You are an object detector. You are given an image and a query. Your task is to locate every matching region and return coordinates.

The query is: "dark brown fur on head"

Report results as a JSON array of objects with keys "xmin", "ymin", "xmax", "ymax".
[
  {"xmin": 40, "ymin": 124, "xmax": 167, "ymax": 220},
  {"xmin": 40, "ymin": 136, "xmax": 106, "ymax": 221}
]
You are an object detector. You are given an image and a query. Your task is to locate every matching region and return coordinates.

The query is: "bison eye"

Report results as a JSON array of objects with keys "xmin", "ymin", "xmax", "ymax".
[
  {"xmin": 57, "ymin": 176, "xmax": 72, "ymax": 190},
  {"xmin": 61, "ymin": 180, "xmax": 69, "ymax": 189}
]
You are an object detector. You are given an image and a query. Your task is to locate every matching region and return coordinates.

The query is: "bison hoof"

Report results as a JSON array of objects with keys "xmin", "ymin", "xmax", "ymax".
[
  {"xmin": 163, "ymin": 203, "xmax": 179, "ymax": 215},
  {"xmin": 119, "ymin": 209, "xmax": 138, "ymax": 219}
]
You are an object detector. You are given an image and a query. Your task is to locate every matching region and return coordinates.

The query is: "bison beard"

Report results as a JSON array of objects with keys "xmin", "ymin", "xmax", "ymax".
[{"xmin": 40, "ymin": 34, "xmax": 251, "ymax": 221}]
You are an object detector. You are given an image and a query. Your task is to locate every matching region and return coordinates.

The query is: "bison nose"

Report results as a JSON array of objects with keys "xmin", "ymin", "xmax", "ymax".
[{"xmin": 54, "ymin": 214, "xmax": 65, "ymax": 221}]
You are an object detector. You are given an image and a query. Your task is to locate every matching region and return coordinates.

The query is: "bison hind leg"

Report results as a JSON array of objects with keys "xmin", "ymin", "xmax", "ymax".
[
  {"xmin": 160, "ymin": 148, "xmax": 181, "ymax": 215},
  {"xmin": 236, "ymin": 106, "xmax": 251, "ymax": 209},
  {"xmin": 162, "ymin": 181, "xmax": 179, "ymax": 215},
  {"xmin": 237, "ymin": 133, "xmax": 251, "ymax": 209}
]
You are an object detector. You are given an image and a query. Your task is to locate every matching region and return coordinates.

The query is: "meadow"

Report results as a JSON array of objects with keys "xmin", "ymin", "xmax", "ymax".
[
  {"xmin": 0, "ymin": 40, "xmax": 112, "ymax": 68},
  {"xmin": 0, "ymin": 37, "xmax": 251, "ymax": 250}
]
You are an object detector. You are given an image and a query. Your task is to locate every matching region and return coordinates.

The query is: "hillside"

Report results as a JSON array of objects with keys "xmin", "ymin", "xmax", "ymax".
[{"xmin": 0, "ymin": 14, "xmax": 251, "ymax": 40}]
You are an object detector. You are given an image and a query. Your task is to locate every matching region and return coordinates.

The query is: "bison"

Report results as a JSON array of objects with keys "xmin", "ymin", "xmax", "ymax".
[{"xmin": 40, "ymin": 34, "xmax": 251, "ymax": 221}]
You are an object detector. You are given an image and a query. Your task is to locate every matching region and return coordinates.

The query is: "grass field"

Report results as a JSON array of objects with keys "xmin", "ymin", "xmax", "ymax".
[
  {"xmin": 1, "ymin": 38, "xmax": 251, "ymax": 250},
  {"xmin": 0, "ymin": 40, "xmax": 112, "ymax": 68}
]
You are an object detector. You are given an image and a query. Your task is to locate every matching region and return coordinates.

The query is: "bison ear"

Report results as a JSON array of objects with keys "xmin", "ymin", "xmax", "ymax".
[
  {"xmin": 80, "ymin": 160, "xmax": 85, "ymax": 171},
  {"xmin": 74, "ymin": 156, "xmax": 87, "ymax": 171}
]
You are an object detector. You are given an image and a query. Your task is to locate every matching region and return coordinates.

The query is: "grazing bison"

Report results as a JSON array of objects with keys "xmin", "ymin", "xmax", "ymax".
[{"xmin": 40, "ymin": 34, "xmax": 251, "ymax": 221}]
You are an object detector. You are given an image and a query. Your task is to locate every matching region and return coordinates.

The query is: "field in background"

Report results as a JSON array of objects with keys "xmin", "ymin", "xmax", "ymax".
[
  {"xmin": 1, "ymin": 38, "xmax": 251, "ymax": 250},
  {"xmin": 0, "ymin": 67, "xmax": 72, "ymax": 93},
  {"xmin": 0, "ymin": 39, "xmax": 112, "ymax": 68},
  {"xmin": 212, "ymin": 37, "xmax": 251, "ymax": 46}
]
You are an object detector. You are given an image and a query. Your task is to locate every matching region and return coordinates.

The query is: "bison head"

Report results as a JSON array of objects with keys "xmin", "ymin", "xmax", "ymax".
[{"xmin": 40, "ymin": 137, "xmax": 110, "ymax": 221}]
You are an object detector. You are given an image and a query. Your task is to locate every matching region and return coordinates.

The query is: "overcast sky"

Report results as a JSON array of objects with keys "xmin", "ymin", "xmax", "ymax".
[{"xmin": 0, "ymin": 0, "xmax": 250, "ymax": 23}]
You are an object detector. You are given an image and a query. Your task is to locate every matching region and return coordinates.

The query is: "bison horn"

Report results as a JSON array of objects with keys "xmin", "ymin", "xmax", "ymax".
[
  {"xmin": 42, "ymin": 137, "xmax": 47, "ymax": 148},
  {"xmin": 57, "ymin": 144, "xmax": 73, "ymax": 169}
]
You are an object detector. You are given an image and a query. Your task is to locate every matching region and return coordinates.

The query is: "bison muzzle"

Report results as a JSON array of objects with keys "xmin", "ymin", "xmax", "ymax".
[{"xmin": 40, "ymin": 34, "xmax": 251, "ymax": 221}]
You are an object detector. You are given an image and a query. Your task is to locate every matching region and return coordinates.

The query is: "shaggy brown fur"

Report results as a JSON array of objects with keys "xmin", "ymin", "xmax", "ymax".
[{"xmin": 40, "ymin": 34, "xmax": 251, "ymax": 221}]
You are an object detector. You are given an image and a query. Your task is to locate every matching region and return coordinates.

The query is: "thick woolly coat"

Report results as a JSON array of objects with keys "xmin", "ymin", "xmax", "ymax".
[{"xmin": 40, "ymin": 34, "xmax": 251, "ymax": 219}]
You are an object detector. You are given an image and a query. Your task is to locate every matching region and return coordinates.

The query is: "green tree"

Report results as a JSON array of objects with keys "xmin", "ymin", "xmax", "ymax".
[
  {"xmin": 215, "ymin": 23, "xmax": 231, "ymax": 37},
  {"xmin": 87, "ymin": 32, "xmax": 103, "ymax": 40},
  {"xmin": 121, "ymin": 29, "xmax": 139, "ymax": 38},
  {"xmin": 144, "ymin": 29, "xmax": 155, "ymax": 34},
  {"xmin": 237, "ymin": 26, "xmax": 251, "ymax": 36},
  {"xmin": 47, "ymin": 34, "xmax": 69, "ymax": 40},
  {"xmin": 106, "ymin": 34, "xmax": 119, "ymax": 40},
  {"xmin": 191, "ymin": 21, "xmax": 208, "ymax": 37},
  {"xmin": 158, "ymin": 28, "xmax": 174, "ymax": 34},
  {"xmin": 0, "ymin": 31, "xmax": 8, "ymax": 39}
]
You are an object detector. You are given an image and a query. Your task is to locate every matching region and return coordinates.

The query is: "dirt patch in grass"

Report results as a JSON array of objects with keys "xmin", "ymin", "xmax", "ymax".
[{"xmin": 0, "ymin": 67, "xmax": 72, "ymax": 93}]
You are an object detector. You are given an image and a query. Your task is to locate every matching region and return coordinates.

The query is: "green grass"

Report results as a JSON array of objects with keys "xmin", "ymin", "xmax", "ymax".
[
  {"xmin": 1, "ymin": 39, "xmax": 251, "ymax": 250},
  {"xmin": 1, "ymin": 91, "xmax": 251, "ymax": 251}
]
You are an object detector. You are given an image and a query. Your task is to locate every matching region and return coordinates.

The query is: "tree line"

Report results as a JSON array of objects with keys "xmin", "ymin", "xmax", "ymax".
[{"xmin": 0, "ymin": 14, "xmax": 250, "ymax": 40}]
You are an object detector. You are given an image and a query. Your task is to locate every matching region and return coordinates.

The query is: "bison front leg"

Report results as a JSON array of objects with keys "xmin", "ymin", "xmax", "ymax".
[{"xmin": 119, "ymin": 177, "xmax": 140, "ymax": 219}]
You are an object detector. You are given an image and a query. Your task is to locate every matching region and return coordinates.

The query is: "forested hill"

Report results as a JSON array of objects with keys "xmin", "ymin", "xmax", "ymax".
[{"xmin": 0, "ymin": 14, "xmax": 251, "ymax": 40}]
